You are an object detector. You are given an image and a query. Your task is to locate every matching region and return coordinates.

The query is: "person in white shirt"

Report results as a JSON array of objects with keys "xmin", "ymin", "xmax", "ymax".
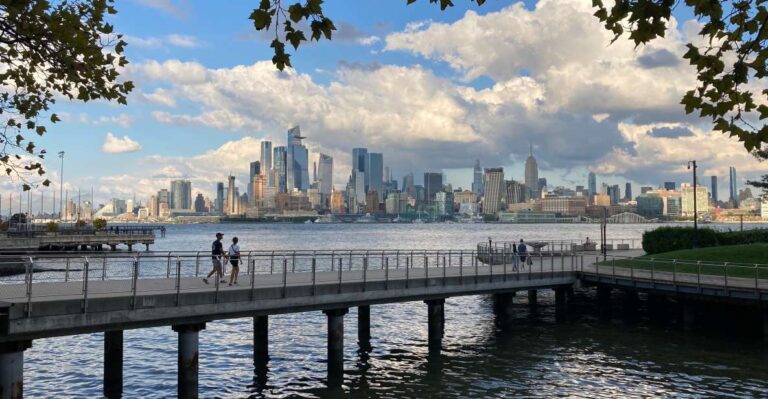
[{"xmin": 226, "ymin": 237, "xmax": 241, "ymax": 286}]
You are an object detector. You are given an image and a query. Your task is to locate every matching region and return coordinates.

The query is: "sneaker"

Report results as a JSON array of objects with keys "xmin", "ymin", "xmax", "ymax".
[
  {"xmin": 233, "ymin": 282, "xmax": 238, "ymax": 285},
  {"xmin": 202, "ymin": 278, "xmax": 209, "ymax": 284},
  {"xmin": 228, "ymin": 283, "xmax": 232, "ymax": 286},
  {"xmin": 220, "ymin": 280, "xmax": 227, "ymax": 283}
]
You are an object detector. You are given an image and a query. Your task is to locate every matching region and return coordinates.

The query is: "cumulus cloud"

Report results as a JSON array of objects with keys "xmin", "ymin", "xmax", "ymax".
[
  {"xmin": 152, "ymin": 109, "xmax": 263, "ymax": 132},
  {"xmin": 124, "ymin": 34, "xmax": 200, "ymax": 49},
  {"xmin": 102, "ymin": 133, "xmax": 142, "ymax": 154},
  {"xmin": 140, "ymin": 88, "xmax": 176, "ymax": 107},
  {"xmin": 135, "ymin": 0, "xmax": 188, "ymax": 19}
]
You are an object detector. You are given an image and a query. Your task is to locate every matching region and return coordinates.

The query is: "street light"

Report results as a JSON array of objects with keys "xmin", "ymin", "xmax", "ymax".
[
  {"xmin": 58, "ymin": 151, "xmax": 64, "ymax": 221},
  {"xmin": 687, "ymin": 160, "xmax": 698, "ymax": 246}
]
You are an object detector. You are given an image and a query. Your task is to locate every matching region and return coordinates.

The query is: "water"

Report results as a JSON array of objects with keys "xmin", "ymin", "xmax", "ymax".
[{"xmin": 22, "ymin": 223, "xmax": 768, "ymax": 398}]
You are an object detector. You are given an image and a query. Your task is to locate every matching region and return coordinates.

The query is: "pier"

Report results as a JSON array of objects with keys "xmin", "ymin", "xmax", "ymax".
[
  {"xmin": 0, "ymin": 247, "xmax": 766, "ymax": 398},
  {"xmin": 0, "ymin": 226, "xmax": 160, "ymax": 252}
]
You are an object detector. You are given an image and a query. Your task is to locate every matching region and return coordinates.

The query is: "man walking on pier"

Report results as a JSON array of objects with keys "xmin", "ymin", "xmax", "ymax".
[
  {"xmin": 518, "ymin": 239, "xmax": 528, "ymax": 270},
  {"xmin": 203, "ymin": 232, "xmax": 226, "ymax": 284}
]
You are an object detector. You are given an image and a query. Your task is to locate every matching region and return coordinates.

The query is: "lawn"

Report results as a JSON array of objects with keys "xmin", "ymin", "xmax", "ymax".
[{"xmin": 600, "ymin": 244, "xmax": 768, "ymax": 280}]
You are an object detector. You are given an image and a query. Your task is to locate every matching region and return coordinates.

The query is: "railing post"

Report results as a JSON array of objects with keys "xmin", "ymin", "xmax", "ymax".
[
  {"xmin": 724, "ymin": 262, "xmax": 729, "ymax": 288},
  {"xmin": 385, "ymin": 257, "xmax": 389, "ymax": 290},
  {"xmin": 82, "ymin": 257, "xmax": 90, "ymax": 314},
  {"xmin": 424, "ymin": 253, "xmax": 429, "ymax": 287},
  {"xmin": 131, "ymin": 256, "xmax": 139, "ymax": 310},
  {"xmin": 331, "ymin": 250, "xmax": 335, "ymax": 272},
  {"xmin": 362, "ymin": 255, "xmax": 368, "ymax": 292},
  {"xmin": 311, "ymin": 256, "xmax": 316, "ymax": 296},
  {"xmin": 65, "ymin": 257, "xmax": 70, "ymax": 282},
  {"xmin": 337, "ymin": 258, "xmax": 343, "ymax": 294},
  {"xmin": 25, "ymin": 257, "xmax": 33, "ymax": 317},
  {"xmin": 756, "ymin": 264, "xmax": 760, "ymax": 293},
  {"xmin": 292, "ymin": 253, "xmax": 296, "ymax": 273},
  {"xmin": 282, "ymin": 258, "xmax": 288, "ymax": 298},
  {"xmin": 250, "ymin": 259, "xmax": 256, "ymax": 300},
  {"xmin": 672, "ymin": 260, "xmax": 677, "ymax": 285},
  {"xmin": 442, "ymin": 255, "xmax": 446, "ymax": 286},
  {"xmin": 175, "ymin": 257, "xmax": 182, "ymax": 306},
  {"xmin": 406, "ymin": 256, "xmax": 410, "ymax": 288},
  {"xmin": 502, "ymin": 247, "xmax": 507, "ymax": 282},
  {"xmin": 166, "ymin": 252, "xmax": 172, "ymax": 279},
  {"xmin": 270, "ymin": 251, "xmax": 274, "ymax": 274},
  {"xmin": 195, "ymin": 252, "xmax": 200, "ymax": 277},
  {"xmin": 396, "ymin": 250, "xmax": 400, "ymax": 269},
  {"xmin": 459, "ymin": 250, "xmax": 463, "ymax": 285},
  {"xmin": 102, "ymin": 256, "xmax": 107, "ymax": 280},
  {"xmin": 474, "ymin": 250, "xmax": 478, "ymax": 285},
  {"xmin": 697, "ymin": 261, "xmax": 701, "ymax": 291}
]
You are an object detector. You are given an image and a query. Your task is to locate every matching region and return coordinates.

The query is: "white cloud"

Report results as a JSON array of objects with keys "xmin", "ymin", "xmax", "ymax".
[
  {"xmin": 152, "ymin": 109, "xmax": 263, "ymax": 132},
  {"xmin": 140, "ymin": 88, "xmax": 176, "ymax": 107},
  {"xmin": 102, "ymin": 133, "xmax": 142, "ymax": 154},
  {"xmin": 357, "ymin": 36, "xmax": 381, "ymax": 46},
  {"xmin": 125, "ymin": 34, "xmax": 200, "ymax": 50},
  {"xmin": 165, "ymin": 34, "xmax": 199, "ymax": 48},
  {"xmin": 592, "ymin": 113, "xmax": 610, "ymax": 123},
  {"xmin": 135, "ymin": 0, "xmax": 188, "ymax": 19}
]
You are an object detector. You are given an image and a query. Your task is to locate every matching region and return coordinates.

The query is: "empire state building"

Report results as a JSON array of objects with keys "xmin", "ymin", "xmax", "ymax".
[{"xmin": 524, "ymin": 143, "xmax": 539, "ymax": 198}]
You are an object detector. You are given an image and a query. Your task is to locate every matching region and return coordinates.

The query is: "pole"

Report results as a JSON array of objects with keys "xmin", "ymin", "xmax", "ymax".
[
  {"xmin": 58, "ymin": 151, "xmax": 64, "ymax": 221},
  {"xmin": 689, "ymin": 160, "xmax": 698, "ymax": 247}
]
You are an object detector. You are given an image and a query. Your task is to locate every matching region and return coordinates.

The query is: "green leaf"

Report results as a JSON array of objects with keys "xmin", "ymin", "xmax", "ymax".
[{"xmin": 250, "ymin": 9, "xmax": 272, "ymax": 30}]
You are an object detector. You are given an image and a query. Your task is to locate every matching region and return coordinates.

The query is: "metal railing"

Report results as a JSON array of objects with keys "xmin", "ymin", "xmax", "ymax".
[
  {"xmin": 0, "ymin": 249, "xmax": 582, "ymax": 317},
  {"xmin": 478, "ymin": 238, "xmax": 641, "ymax": 256},
  {"xmin": 582, "ymin": 254, "xmax": 768, "ymax": 293}
]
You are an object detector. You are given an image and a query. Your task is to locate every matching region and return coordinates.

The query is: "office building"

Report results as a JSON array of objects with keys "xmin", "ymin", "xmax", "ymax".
[
  {"xmin": 436, "ymin": 191, "xmax": 454, "ymax": 216},
  {"xmin": 367, "ymin": 153, "xmax": 384, "ymax": 203},
  {"xmin": 261, "ymin": 140, "xmax": 272, "ymax": 176},
  {"xmin": 711, "ymin": 175, "xmax": 718, "ymax": 203},
  {"xmin": 286, "ymin": 126, "xmax": 309, "ymax": 192},
  {"xmin": 352, "ymin": 148, "xmax": 368, "ymax": 189},
  {"xmin": 524, "ymin": 143, "xmax": 539, "ymax": 198},
  {"xmin": 170, "ymin": 180, "xmax": 192, "ymax": 210},
  {"xmin": 226, "ymin": 175, "xmax": 238, "ymax": 215},
  {"xmin": 330, "ymin": 190, "xmax": 345, "ymax": 213},
  {"xmin": 215, "ymin": 183, "xmax": 224, "ymax": 214},
  {"xmin": 194, "ymin": 193, "xmax": 207, "ymax": 213},
  {"xmin": 681, "ymin": 184, "xmax": 709, "ymax": 216},
  {"xmin": 588, "ymin": 172, "xmax": 597, "ymax": 195},
  {"xmin": 318, "ymin": 154, "xmax": 333, "ymax": 195},
  {"xmin": 385, "ymin": 191, "xmax": 402, "ymax": 214},
  {"xmin": 483, "ymin": 168, "xmax": 504, "ymax": 215},
  {"xmin": 248, "ymin": 161, "xmax": 261, "ymax": 206},
  {"xmin": 663, "ymin": 182, "xmax": 676, "ymax": 191},
  {"xmin": 273, "ymin": 146, "xmax": 287, "ymax": 193},
  {"xmin": 424, "ymin": 172, "xmax": 443, "ymax": 202},
  {"xmin": 472, "ymin": 160, "xmax": 484, "ymax": 196},
  {"xmin": 636, "ymin": 194, "xmax": 663, "ymax": 219},
  {"xmin": 537, "ymin": 178, "xmax": 547, "ymax": 197},
  {"xmin": 625, "ymin": 182, "xmax": 632, "ymax": 201},
  {"xmin": 607, "ymin": 185, "xmax": 621, "ymax": 205},
  {"xmin": 505, "ymin": 180, "xmax": 526, "ymax": 204},
  {"xmin": 541, "ymin": 196, "xmax": 586, "ymax": 216},
  {"xmin": 729, "ymin": 166, "xmax": 738, "ymax": 205},
  {"xmin": 157, "ymin": 188, "xmax": 170, "ymax": 212},
  {"xmin": 402, "ymin": 173, "xmax": 415, "ymax": 198}
]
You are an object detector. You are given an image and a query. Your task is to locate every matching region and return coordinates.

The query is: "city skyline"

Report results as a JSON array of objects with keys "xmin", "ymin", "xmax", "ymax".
[{"xmin": 0, "ymin": 0, "xmax": 766, "ymax": 208}]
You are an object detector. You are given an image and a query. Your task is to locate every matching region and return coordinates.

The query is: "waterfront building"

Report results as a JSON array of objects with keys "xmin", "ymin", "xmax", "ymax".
[
  {"xmin": 711, "ymin": 175, "xmax": 718, "ymax": 203},
  {"xmin": 729, "ymin": 166, "xmax": 738, "ymax": 206},
  {"xmin": 226, "ymin": 175, "xmax": 238, "ymax": 215},
  {"xmin": 667, "ymin": 196, "xmax": 682, "ymax": 218},
  {"xmin": 307, "ymin": 188, "xmax": 321, "ymax": 209},
  {"xmin": 365, "ymin": 191, "xmax": 379, "ymax": 213},
  {"xmin": 453, "ymin": 190, "xmax": 476, "ymax": 205},
  {"xmin": 273, "ymin": 146, "xmax": 288, "ymax": 193},
  {"xmin": 435, "ymin": 191, "xmax": 454, "ymax": 216},
  {"xmin": 541, "ymin": 196, "xmax": 586, "ymax": 216},
  {"xmin": 636, "ymin": 194, "xmax": 663, "ymax": 219},
  {"xmin": 424, "ymin": 172, "xmax": 443, "ymax": 202},
  {"xmin": 286, "ymin": 126, "xmax": 309, "ymax": 192},
  {"xmin": 318, "ymin": 154, "xmax": 333, "ymax": 195},
  {"xmin": 261, "ymin": 140, "xmax": 272, "ymax": 182},
  {"xmin": 594, "ymin": 194, "xmax": 610, "ymax": 207},
  {"xmin": 353, "ymin": 170, "xmax": 366, "ymax": 208},
  {"xmin": 330, "ymin": 190, "xmax": 345, "ymax": 213},
  {"xmin": 641, "ymin": 186, "xmax": 654, "ymax": 194},
  {"xmin": 607, "ymin": 185, "xmax": 621, "ymax": 205},
  {"xmin": 402, "ymin": 173, "xmax": 415, "ymax": 198},
  {"xmin": 157, "ymin": 189, "xmax": 170, "ymax": 212},
  {"xmin": 625, "ymin": 182, "xmax": 632, "ymax": 201},
  {"xmin": 148, "ymin": 195, "xmax": 157, "ymax": 217},
  {"xmin": 194, "ymin": 193, "xmax": 206, "ymax": 213},
  {"xmin": 367, "ymin": 153, "xmax": 384, "ymax": 203},
  {"xmin": 251, "ymin": 174, "xmax": 267, "ymax": 208},
  {"xmin": 588, "ymin": 172, "xmax": 596, "ymax": 195},
  {"xmin": 472, "ymin": 160, "xmax": 484, "ymax": 196},
  {"xmin": 385, "ymin": 191, "xmax": 401, "ymax": 214},
  {"xmin": 248, "ymin": 161, "xmax": 261, "ymax": 206},
  {"xmin": 170, "ymin": 180, "xmax": 191, "ymax": 210},
  {"xmin": 482, "ymin": 168, "xmax": 504, "ymax": 215},
  {"xmin": 663, "ymin": 182, "xmax": 676, "ymax": 191},
  {"xmin": 352, "ymin": 148, "xmax": 368, "ymax": 189},
  {"xmin": 505, "ymin": 180, "xmax": 526, "ymax": 204},
  {"xmin": 538, "ymin": 178, "xmax": 547, "ymax": 198},
  {"xmin": 681, "ymin": 184, "xmax": 709, "ymax": 216},
  {"xmin": 524, "ymin": 143, "xmax": 539, "ymax": 198},
  {"xmin": 215, "ymin": 183, "xmax": 224, "ymax": 214}
]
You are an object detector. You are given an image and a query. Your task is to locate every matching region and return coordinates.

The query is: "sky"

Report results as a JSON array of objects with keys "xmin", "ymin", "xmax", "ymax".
[{"xmin": 1, "ymin": 0, "xmax": 765, "ymax": 209}]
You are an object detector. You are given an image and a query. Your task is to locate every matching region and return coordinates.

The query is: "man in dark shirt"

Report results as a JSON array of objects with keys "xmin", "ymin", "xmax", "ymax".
[{"xmin": 203, "ymin": 232, "xmax": 226, "ymax": 284}]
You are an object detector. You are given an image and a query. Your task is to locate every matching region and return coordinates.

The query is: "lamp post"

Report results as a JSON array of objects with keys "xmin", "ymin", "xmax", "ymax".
[
  {"xmin": 58, "ymin": 151, "xmax": 65, "ymax": 221},
  {"xmin": 687, "ymin": 160, "xmax": 698, "ymax": 246}
]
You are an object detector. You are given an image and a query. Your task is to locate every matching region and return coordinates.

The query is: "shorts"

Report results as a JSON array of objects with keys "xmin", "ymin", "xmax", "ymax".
[
  {"xmin": 230, "ymin": 259, "xmax": 239, "ymax": 268},
  {"xmin": 212, "ymin": 259, "xmax": 223, "ymax": 269}
]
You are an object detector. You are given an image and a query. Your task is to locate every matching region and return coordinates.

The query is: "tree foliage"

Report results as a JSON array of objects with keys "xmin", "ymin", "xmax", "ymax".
[{"xmin": 0, "ymin": 0, "xmax": 132, "ymax": 190}]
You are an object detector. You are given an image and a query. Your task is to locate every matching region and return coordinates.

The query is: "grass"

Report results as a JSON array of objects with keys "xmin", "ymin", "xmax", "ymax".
[{"xmin": 600, "ymin": 244, "xmax": 768, "ymax": 280}]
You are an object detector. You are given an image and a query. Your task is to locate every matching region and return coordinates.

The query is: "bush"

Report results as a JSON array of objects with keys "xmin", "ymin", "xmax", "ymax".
[
  {"xmin": 0, "ymin": 221, "xmax": 8, "ymax": 232},
  {"xmin": 642, "ymin": 227, "xmax": 768, "ymax": 254},
  {"xmin": 92, "ymin": 218, "xmax": 107, "ymax": 230},
  {"xmin": 46, "ymin": 222, "xmax": 59, "ymax": 232},
  {"xmin": 75, "ymin": 219, "xmax": 86, "ymax": 228}
]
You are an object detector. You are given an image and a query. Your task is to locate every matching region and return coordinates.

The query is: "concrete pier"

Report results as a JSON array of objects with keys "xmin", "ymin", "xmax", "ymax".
[
  {"xmin": 357, "ymin": 305, "xmax": 371, "ymax": 349},
  {"xmin": 323, "ymin": 309, "xmax": 348, "ymax": 388},
  {"xmin": 253, "ymin": 316, "xmax": 269, "ymax": 369},
  {"xmin": 0, "ymin": 340, "xmax": 31, "ymax": 399},
  {"xmin": 425, "ymin": 299, "xmax": 445, "ymax": 353},
  {"xmin": 104, "ymin": 330, "xmax": 123, "ymax": 399},
  {"xmin": 173, "ymin": 323, "xmax": 205, "ymax": 399},
  {"xmin": 528, "ymin": 289, "xmax": 538, "ymax": 308}
]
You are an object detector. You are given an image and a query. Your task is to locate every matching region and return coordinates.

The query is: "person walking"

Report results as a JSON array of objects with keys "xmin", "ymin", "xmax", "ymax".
[
  {"xmin": 511, "ymin": 242, "xmax": 519, "ymax": 271},
  {"xmin": 203, "ymin": 232, "xmax": 226, "ymax": 284},
  {"xmin": 518, "ymin": 239, "xmax": 528, "ymax": 270},
  {"xmin": 226, "ymin": 237, "xmax": 241, "ymax": 286}
]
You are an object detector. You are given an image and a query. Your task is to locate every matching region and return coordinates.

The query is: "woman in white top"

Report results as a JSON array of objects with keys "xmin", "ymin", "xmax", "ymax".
[{"xmin": 226, "ymin": 237, "xmax": 241, "ymax": 286}]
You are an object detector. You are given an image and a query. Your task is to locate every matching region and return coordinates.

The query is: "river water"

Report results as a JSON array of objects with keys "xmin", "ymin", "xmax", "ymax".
[{"xmin": 22, "ymin": 223, "xmax": 768, "ymax": 398}]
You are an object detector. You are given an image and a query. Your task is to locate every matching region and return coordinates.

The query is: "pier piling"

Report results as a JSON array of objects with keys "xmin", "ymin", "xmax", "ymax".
[
  {"xmin": 357, "ymin": 305, "xmax": 371, "ymax": 349},
  {"xmin": 425, "ymin": 299, "xmax": 445, "ymax": 353},
  {"xmin": 173, "ymin": 323, "xmax": 205, "ymax": 399},
  {"xmin": 323, "ymin": 308, "xmax": 348, "ymax": 388},
  {"xmin": 0, "ymin": 340, "xmax": 31, "ymax": 399},
  {"xmin": 104, "ymin": 330, "xmax": 123, "ymax": 399},
  {"xmin": 528, "ymin": 289, "xmax": 538, "ymax": 308},
  {"xmin": 253, "ymin": 316, "xmax": 269, "ymax": 369}
]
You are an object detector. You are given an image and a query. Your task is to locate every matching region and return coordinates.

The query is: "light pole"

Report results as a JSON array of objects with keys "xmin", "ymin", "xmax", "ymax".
[
  {"xmin": 58, "ymin": 151, "xmax": 64, "ymax": 221},
  {"xmin": 687, "ymin": 160, "xmax": 698, "ymax": 246}
]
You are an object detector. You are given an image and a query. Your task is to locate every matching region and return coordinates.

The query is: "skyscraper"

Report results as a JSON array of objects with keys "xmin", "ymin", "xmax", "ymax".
[
  {"xmin": 318, "ymin": 154, "xmax": 333, "ymax": 195},
  {"xmin": 273, "ymin": 146, "xmax": 287, "ymax": 193},
  {"xmin": 483, "ymin": 168, "xmax": 504, "ymax": 215},
  {"xmin": 215, "ymin": 183, "xmax": 224, "ymax": 213},
  {"xmin": 524, "ymin": 143, "xmax": 539, "ymax": 198},
  {"xmin": 286, "ymin": 126, "xmax": 309, "ymax": 192},
  {"xmin": 402, "ymin": 173, "xmax": 414, "ymax": 198},
  {"xmin": 625, "ymin": 182, "xmax": 632, "ymax": 201},
  {"xmin": 261, "ymin": 140, "xmax": 272, "ymax": 182},
  {"xmin": 367, "ymin": 153, "xmax": 384, "ymax": 202},
  {"xmin": 664, "ymin": 182, "xmax": 676, "ymax": 191},
  {"xmin": 194, "ymin": 193, "xmax": 206, "ymax": 213},
  {"xmin": 170, "ymin": 180, "xmax": 192, "ymax": 210},
  {"xmin": 729, "ymin": 166, "xmax": 737, "ymax": 204},
  {"xmin": 248, "ymin": 161, "xmax": 261, "ymax": 206},
  {"xmin": 226, "ymin": 175, "xmax": 238, "ymax": 215},
  {"xmin": 711, "ymin": 175, "xmax": 718, "ymax": 203},
  {"xmin": 607, "ymin": 185, "xmax": 621, "ymax": 205},
  {"xmin": 424, "ymin": 172, "xmax": 443, "ymax": 202},
  {"xmin": 588, "ymin": 172, "xmax": 596, "ymax": 195},
  {"xmin": 352, "ymin": 148, "xmax": 368, "ymax": 189},
  {"xmin": 472, "ymin": 160, "xmax": 484, "ymax": 196}
]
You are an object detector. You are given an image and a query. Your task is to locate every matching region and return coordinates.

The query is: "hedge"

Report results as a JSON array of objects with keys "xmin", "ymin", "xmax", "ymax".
[{"xmin": 642, "ymin": 227, "xmax": 768, "ymax": 254}]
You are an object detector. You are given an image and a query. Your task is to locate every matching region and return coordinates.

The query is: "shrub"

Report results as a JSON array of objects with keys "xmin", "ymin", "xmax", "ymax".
[
  {"xmin": 46, "ymin": 222, "xmax": 59, "ymax": 232},
  {"xmin": 75, "ymin": 219, "xmax": 86, "ymax": 228},
  {"xmin": 0, "ymin": 221, "xmax": 8, "ymax": 231},
  {"xmin": 642, "ymin": 227, "xmax": 768, "ymax": 254},
  {"xmin": 92, "ymin": 218, "xmax": 107, "ymax": 230}
]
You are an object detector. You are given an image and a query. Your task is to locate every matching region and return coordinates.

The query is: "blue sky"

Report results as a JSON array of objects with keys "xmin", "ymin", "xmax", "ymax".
[{"xmin": 2, "ymin": 0, "xmax": 764, "ymax": 208}]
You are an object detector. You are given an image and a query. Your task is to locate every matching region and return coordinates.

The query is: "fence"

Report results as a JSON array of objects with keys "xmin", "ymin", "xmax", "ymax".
[{"xmin": 478, "ymin": 238, "xmax": 641, "ymax": 257}]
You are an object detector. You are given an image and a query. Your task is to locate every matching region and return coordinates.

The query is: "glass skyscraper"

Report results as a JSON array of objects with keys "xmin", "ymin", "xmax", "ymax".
[
  {"xmin": 424, "ymin": 172, "xmax": 443, "ymax": 202},
  {"xmin": 729, "ymin": 166, "xmax": 737, "ymax": 204},
  {"xmin": 711, "ymin": 175, "xmax": 718, "ymax": 202},
  {"xmin": 170, "ymin": 180, "xmax": 192, "ymax": 210},
  {"xmin": 273, "ymin": 146, "xmax": 287, "ymax": 193},
  {"xmin": 524, "ymin": 143, "xmax": 539, "ymax": 198},
  {"xmin": 367, "ymin": 152, "xmax": 383, "ymax": 202},
  {"xmin": 261, "ymin": 140, "xmax": 272, "ymax": 185},
  {"xmin": 318, "ymin": 154, "xmax": 333, "ymax": 195},
  {"xmin": 588, "ymin": 172, "xmax": 596, "ymax": 195},
  {"xmin": 286, "ymin": 126, "xmax": 309, "ymax": 192},
  {"xmin": 472, "ymin": 160, "xmax": 484, "ymax": 196}
]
